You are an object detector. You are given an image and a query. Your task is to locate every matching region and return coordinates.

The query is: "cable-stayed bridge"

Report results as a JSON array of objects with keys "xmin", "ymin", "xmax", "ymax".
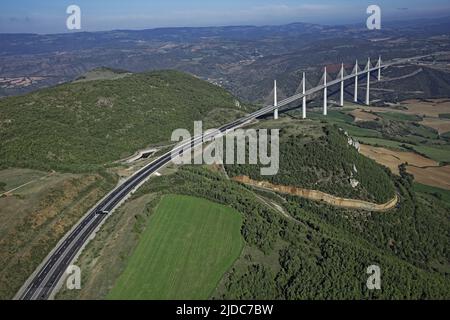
[{"xmin": 266, "ymin": 56, "xmax": 382, "ymax": 120}]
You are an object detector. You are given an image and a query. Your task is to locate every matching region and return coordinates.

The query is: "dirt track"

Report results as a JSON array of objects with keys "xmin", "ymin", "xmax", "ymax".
[{"xmin": 233, "ymin": 176, "xmax": 398, "ymax": 212}]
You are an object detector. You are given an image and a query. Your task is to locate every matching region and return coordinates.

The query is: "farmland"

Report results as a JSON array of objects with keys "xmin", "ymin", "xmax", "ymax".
[
  {"xmin": 107, "ymin": 195, "xmax": 243, "ymax": 300},
  {"xmin": 359, "ymin": 145, "xmax": 438, "ymax": 174},
  {"xmin": 359, "ymin": 144, "xmax": 450, "ymax": 190},
  {"xmin": 348, "ymin": 109, "xmax": 379, "ymax": 122}
]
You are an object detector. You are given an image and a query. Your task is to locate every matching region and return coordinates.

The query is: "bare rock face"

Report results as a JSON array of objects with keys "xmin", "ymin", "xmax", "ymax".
[
  {"xmin": 350, "ymin": 178, "xmax": 360, "ymax": 188},
  {"xmin": 347, "ymin": 137, "xmax": 361, "ymax": 152}
]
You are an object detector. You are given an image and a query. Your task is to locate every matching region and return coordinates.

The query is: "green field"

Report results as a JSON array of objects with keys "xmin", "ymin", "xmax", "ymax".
[
  {"xmin": 358, "ymin": 137, "xmax": 450, "ymax": 162},
  {"xmin": 377, "ymin": 112, "xmax": 422, "ymax": 122},
  {"xmin": 307, "ymin": 110, "xmax": 381, "ymax": 137},
  {"xmin": 308, "ymin": 110, "xmax": 353, "ymax": 124},
  {"xmin": 356, "ymin": 137, "xmax": 407, "ymax": 149},
  {"xmin": 407, "ymin": 123, "xmax": 439, "ymax": 139},
  {"xmin": 411, "ymin": 144, "xmax": 450, "ymax": 162},
  {"xmin": 107, "ymin": 194, "xmax": 243, "ymax": 300},
  {"xmin": 0, "ymin": 168, "xmax": 47, "ymax": 192},
  {"xmin": 439, "ymin": 113, "xmax": 450, "ymax": 119},
  {"xmin": 413, "ymin": 183, "xmax": 450, "ymax": 205}
]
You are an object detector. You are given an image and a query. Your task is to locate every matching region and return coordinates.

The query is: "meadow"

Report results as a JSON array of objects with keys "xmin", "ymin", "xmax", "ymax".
[
  {"xmin": 107, "ymin": 194, "xmax": 243, "ymax": 300},
  {"xmin": 0, "ymin": 168, "xmax": 115, "ymax": 299}
]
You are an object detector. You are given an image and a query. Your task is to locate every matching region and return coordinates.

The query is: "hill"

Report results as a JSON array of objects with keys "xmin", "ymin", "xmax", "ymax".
[
  {"xmin": 107, "ymin": 195, "xmax": 243, "ymax": 300},
  {"xmin": 144, "ymin": 166, "xmax": 450, "ymax": 299},
  {"xmin": 225, "ymin": 120, "xmax": 396, "ymax": 204},
  {"xmin": 54, "ymin": 119, "xmax": 449, "ymax": 300},
  {"xmin": 65, "ymin": 165, "xmax": 448, "ymax": 299},
  {"xmin": 1, "ymin": 18, "xmax": 450, "ymax": 103},
  {"xmin": 0, "ymin": 70, "xmax": 245, "ymax": 172}
]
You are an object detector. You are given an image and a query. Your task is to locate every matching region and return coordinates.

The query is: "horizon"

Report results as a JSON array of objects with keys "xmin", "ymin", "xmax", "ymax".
[
  {"xmin": 1, "ymin": 0, "xmax": 450, "ymax": 34},
  {"xmin": 2, "ymin": 14, "xmax": 450, "ymax": 36}
]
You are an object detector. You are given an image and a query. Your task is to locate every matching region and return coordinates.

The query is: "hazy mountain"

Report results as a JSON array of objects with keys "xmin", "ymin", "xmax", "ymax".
[{"xmin": 1, "ymin": 17, "xmax": 450, "ymax": 103}]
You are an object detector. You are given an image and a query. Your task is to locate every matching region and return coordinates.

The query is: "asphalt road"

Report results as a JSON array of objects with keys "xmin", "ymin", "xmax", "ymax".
[{"xmin": 17, "ymin": 63, "xmax": 384, "ymax": 300}]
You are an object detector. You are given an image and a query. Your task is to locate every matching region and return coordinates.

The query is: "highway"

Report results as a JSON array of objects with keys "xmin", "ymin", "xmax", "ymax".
[{"xmin": 17, "ymin": 62, "xmax": 385, "ymax": 300}]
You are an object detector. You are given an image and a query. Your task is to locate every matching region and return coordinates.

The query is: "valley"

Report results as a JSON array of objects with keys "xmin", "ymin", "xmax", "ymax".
[{"xmin": 0, "ymin": 16, "xmax": 449, "ymax": 301}]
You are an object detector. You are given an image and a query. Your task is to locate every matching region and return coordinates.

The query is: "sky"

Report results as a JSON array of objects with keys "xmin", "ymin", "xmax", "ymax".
[{"xmin": 1, "ymin": 0, "xmax": 450, "ymax": 34}]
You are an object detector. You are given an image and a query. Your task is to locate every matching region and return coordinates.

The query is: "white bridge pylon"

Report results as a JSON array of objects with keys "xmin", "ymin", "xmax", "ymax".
[
  {"xmin": 353, "ymin": 60, "xmax": 360, "ymax": 103},
  {"xmin": 271, "ymin": 56, "xmax": 383, "ymax": 120},
  {"xmin": 273, "ymin": 80, "xmax": 278, "ymax": 120}
]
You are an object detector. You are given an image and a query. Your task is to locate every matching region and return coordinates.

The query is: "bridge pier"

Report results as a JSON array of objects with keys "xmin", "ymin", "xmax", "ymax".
[
  {"xmin": 340, "ymin": 63, "xmax": 344, "ymax": 107},
  {"xmin": 354, "ymin": 60, "xmax": 359, "ymax": 103},
  {"xmin": 366, "ymin": 58, "xmax": 371, "ymax": 105},
  {"xmin": 302, "ymin": 72, "xmax": 306, "ymax": 119},
  {"xmin": 323, "ymin": 67, "xmax": 327, "ymax": 116},
  {"xmin": 273, "ymin": 80, "xmax": 278, "ymax": 120},
  {"xmin": 377, "ymin": 56, "xmax": 382, "ymax": 81}
]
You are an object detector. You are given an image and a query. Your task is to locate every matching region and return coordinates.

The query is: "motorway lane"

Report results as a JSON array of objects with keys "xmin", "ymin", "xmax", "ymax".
[
  {"xmin": 18, "ymin": 139, "xmax": 220, "ymax": 299},
  {"xmin": 20, "ymin": 210, "xmax": 98, "ymax": 299},
  {"xmin": 31, "ymin": 214, "xmax": 103, "ymax": 299},
  {"xmin": 27, "ymin": 124, "xmax": 251, "ymax": 298},
  {"xmin": 18, "ymin": 63, "xmax": 385, "ymax": 300},
  {"xmin": 21, "ymin": 159, "xmax": 169, "ymax": 299}
]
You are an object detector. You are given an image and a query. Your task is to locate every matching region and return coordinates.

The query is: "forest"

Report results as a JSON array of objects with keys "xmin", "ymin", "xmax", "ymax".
[
  {"xmin": 134, "ymin": 165, "xmax": 449, "ymax": 299},
  {"xmin": 0, "ymin": 70, "xmax": 243, "ymax": 173},
  {"xmin": 225, "ymin": 125, "xmax": 396, "ymax": 204}
]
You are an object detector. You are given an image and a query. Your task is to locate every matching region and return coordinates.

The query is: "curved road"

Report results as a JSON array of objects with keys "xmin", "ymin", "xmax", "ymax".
[{"xmin": 17, "ymin": 63, "xmax": 387, "ymax": 300}]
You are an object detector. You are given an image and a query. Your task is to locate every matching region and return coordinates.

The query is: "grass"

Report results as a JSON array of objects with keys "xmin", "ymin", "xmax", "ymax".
[
  {"xmin": 0, "ymin": 168, "xmax": 115, "ymax": 299},
  {"xmin": 56, "ymin": 193, "xmax": 160, "ymax": 300},
  {"xmin": 356, "ymin": 137, "xmax": 406, "ymax": 150},
  {"xmin": 308, "ymin": 110, "xmax": 381, "ymax": 137},
  {"xmin": 337, "ymin": 123, "xmax": 381, "ymax": 138},
  {"xmin": 323, "ymin": 110, "xmax": 354, "ymax": 123},
  {"xmin": 107, "ymin": 194, "xmax": 243, "ymax": 300},
  {"xmin": 0, "ymin": 168, "xmax": 47, "ymax": 192},
  {"xmin": 308, "ymin": 110, "xmax": 353, "ymax": 124},
  {"xmin": 304, "ymin": 107, "xmax": 450, "ymax": 164},
  {"xmin": 411, "ymin": 144, "xmax": 450, "ymax": 163},
  {"xmin": 358, "ymin": 137, "xmax": 450, "ymax": 162},
  {"xmin": 74, "ymin": 67, "xmax": 130, "ymax": 82},
  {"xmin": 406, "ymin": 123, "xmax": 439, "ymax": 139},
  {"xmin": 413, "ymin": 183, "xmax": 450, "ymax": 206},
  {"xmin": 377, "ymin": 112, "xmax": 422, "ymax": 122}
]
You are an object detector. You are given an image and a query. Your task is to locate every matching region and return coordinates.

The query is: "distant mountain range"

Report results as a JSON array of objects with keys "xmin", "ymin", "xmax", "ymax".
[{"xmin": 1, "ymin": 17, "xmax": 450, "ymax": 103}]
